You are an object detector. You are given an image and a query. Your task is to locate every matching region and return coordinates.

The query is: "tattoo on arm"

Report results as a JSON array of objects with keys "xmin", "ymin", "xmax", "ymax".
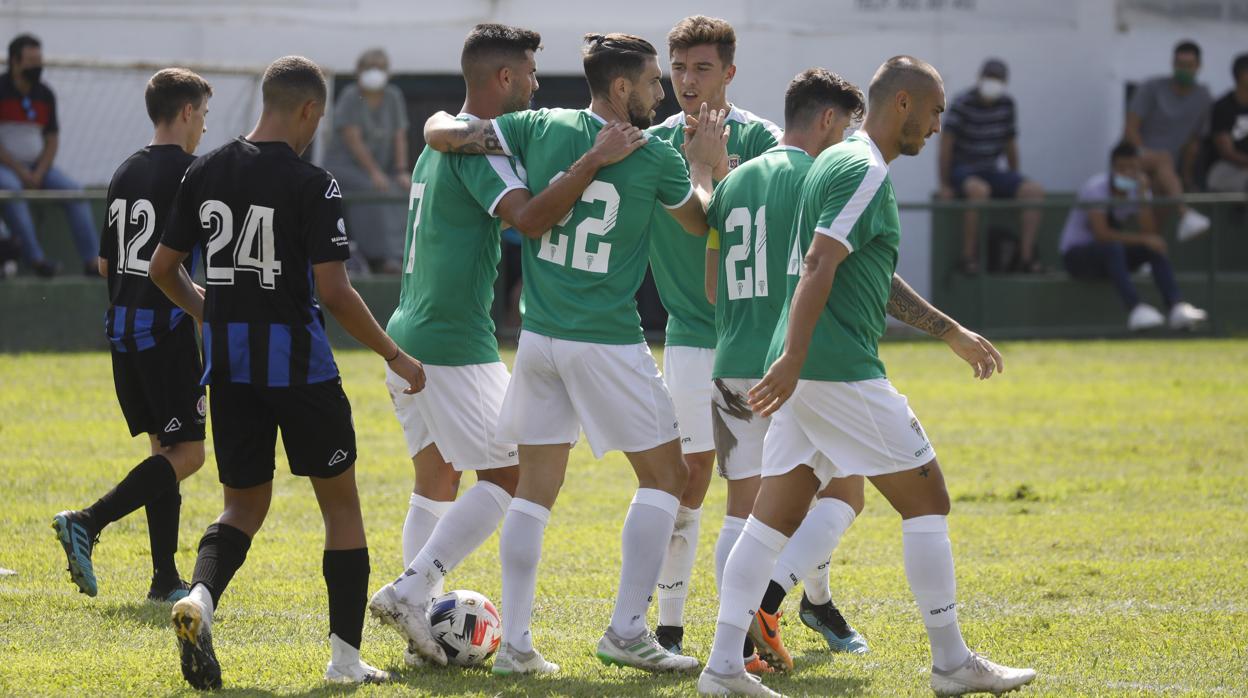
[
  {"xmin": 448, "ymin": 120, "xmax": 505, "ymax": 155},
  {"xmin": 886, "ymin": 273, "xmax": 954, "ymax": 337}
]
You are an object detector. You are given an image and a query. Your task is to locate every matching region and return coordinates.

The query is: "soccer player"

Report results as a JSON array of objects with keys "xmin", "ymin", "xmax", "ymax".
[
  {"xmin": 697, "ymin": 56, "xmax": 1037, "ymax": 697},
  {"xmin": 148, "ymin": 56, "xmax": 426, "ymax": 689},
  {"xmin": 644, "ymin": 16, "xmax": 782, "ymax": 657},
  {"xmin": 367, "ymin": 24, "xmax": 648, "ymax": 666},
  {"xmin": 52, "ymin": 68, "xmax": 213, "ymax": 603},
  {"xmin": 421, "ymin": 33, "xmax": 727, "ymax": 675},
  {"xmin": 702, "ymin": 68, "xmax": 869, "ymax": 674}
]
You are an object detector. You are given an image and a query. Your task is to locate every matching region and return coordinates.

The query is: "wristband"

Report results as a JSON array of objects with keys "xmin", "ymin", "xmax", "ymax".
[{"xmin": 385, "ymin": 348, "xmax": 400, "ymax": 362}]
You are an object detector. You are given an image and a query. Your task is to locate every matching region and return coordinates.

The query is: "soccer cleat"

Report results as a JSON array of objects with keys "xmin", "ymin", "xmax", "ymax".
[
  {"xmin": 368, "ymin": 583, "xmax": 446, "ymax": 665},
  {"xmin": 746, "ymin": 608, "xmax": 793, "ymax": 672},
  {"xmin": 697, "ymin": 667, "xmax": 784, "ymax": 696},
  {"xmin": 1127, "ymin": 303, "xmax": 1165, "ymax": 332},
  {"xmin": 930, "ymin": 651, "xmax": 1037, "ymax": 696},
  {"xmin": 1168, "ymin": 302, "xmax": 1208, "ymax": 330},
  {"xmin": 655, "ymin": 624, "xmax": 684, "ymax": 654},
  {"xmin": 171, "ymin": 596, "xmax": 222, "ymax": 690},
  {"xmin": 491, "ymin": 642, "xmax": 560, "ymax": 676},
  {"xmin": 52, "ymin": 510, "xmax": 98, "ymax": 597},
  {"xmin": 1177, "ymin": 209, "xmax": 1211, "ymax": 242},
  {"xmin": 147, "ymin": 577, "xmax": 190, "ymax": 604},
  {"xmin": 325, "ymin": 658, "xmax": 391, "ymax": 684},
  {"xmin": 798, "ymin": 593, "xmax": 869, "ymax": 654},
  {"xmin": 744, "ymin": 653, "xmax": 774, "ymax": 675},
  {"xmin": 403, "ymin": 641, "xmax": 426, "ymax": 667},
  {"xmin": 596, "ymin": 627, "xmax": 700, "ymax": 673}
]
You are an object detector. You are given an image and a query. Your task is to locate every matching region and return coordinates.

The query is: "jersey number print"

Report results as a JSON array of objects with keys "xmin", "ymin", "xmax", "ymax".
[
  {"xmin": 201, "ymin": 200, "xmax": 283, "ymax": 289},
  {"xmin": 404, "ymin": 181, "xmax": 426, "ymax": 273},
  {"xmin": 538, "ymin": 178, "xmax": 618, "ymax": 274},
  {"xmin": 724, "ymin": 205, "xmax": 769, "ymax": 300},
  {"xmin": 108, "ymin": 198, "xmax": 156, "ymax": 276}
]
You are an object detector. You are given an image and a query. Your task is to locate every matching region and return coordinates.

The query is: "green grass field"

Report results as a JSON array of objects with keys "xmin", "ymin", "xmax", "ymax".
[{"xmin": 2, "ymin": 339, "xmax": 1246, "ymax": 696}]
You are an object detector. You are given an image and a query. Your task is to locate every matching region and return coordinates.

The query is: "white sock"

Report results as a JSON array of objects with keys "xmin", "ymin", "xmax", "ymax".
[
  {"xmin": 902, "ymin": 515, "xmax": 970, "ymax": 671},
  {"xmin": 393, "ymin": 481, "xmax": 511, "ymax": 602},
  {"xmin": 403, "ymin": 494, "xmax": 450, "ymax": 567},
  {"xmin": 499, "ymin": 498, "xmax": 550, "ymax": 653},
  {"xmin": 188, "ymin": 582, "xmax": 214, "ymax": 628},
  {"xmin": 609, "ymin": 488, "xmax": 678, "ymax": 638},
  {"xmin": 657, "ymin": 505, "xmax": 701, "ymax": 627},
  {"xmin": 714, "ymin": 516, "xmax": 747, "ymax": 593},
  {"xmin": 329, "ymin": 632, "xmax": 360, "ymax": 666},
  {"xmin": 770, "ymin": 498, "xmax": 855, "ymax": 603},
  {"xmin": 707, "ymin": 516, "xmax": 789, "ymax": 675}
]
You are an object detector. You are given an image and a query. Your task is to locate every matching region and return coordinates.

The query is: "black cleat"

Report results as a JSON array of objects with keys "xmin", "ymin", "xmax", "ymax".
[
  {"xmin": 799, "ymin": 592, "xmax": 869, "ymax": 654},
  {"xmin": 655, "ymin": 624, "xmax": 684, "ymax": 654},
  {"xmin": 147, "ymin": 577, "xmax": 190, "ymax": 604}
]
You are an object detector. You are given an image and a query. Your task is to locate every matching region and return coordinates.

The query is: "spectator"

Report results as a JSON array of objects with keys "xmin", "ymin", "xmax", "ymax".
[
  {"xmin": 1205, "ymin": 52, "xmax": 1248, "ymax": 193},
  {"xmin": 324, "ymin": 48, "xmax": 410, "ymax": 273},
  {"xmin": 1059, "ymin": 142, "xmax": 1207, "ymax": 332},
  {"xmin": 1124, "ymin": 39, "xmax": 1211, "ymax": 240},
  {"xmin": 0, "ymin": 33, "xmax": 98, "ymax": 277},
  {"xmin": 940, "ymin": 58, "xmax": 1046, "ymax": 275}
]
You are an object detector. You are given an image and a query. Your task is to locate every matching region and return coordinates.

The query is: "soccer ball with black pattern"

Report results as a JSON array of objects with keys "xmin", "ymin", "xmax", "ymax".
[{"xmin": 427, "ymin": 589, "xmax": 502, "ymax": 666}]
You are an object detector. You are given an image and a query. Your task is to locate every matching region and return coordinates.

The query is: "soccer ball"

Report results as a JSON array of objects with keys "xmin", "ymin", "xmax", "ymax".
[{"xmin": 427, "ymin": 589, "xmax": 502, "ymax": 666}]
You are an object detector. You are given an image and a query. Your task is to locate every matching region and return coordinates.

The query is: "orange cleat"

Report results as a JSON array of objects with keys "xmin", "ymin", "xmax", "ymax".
[
  {"xmin": 746, "ymin": 608, "xmax": 793, "ymax": 672},
  {"xmin": 744, "ymin": 653, "xmax": 774, "ymax": 675}
]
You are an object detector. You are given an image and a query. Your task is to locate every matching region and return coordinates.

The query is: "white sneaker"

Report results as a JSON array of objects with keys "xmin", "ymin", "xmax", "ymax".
[
  {"xmin": 1169, "ymin": 302, "xmax": 1208, "ymax": 330},
  {"xmin": 1127, "ymin": 303, "xmax": 1165, "ymax": 331},
  {"xmin": 1177, "ymin": 209, "xmax": 1211, "ymax": 242},
  {"xmin": 596, "ymin": 627, "xmax": 700, "ymax": 673},
  {"xmin": 368, "ymin": 583, "xmax": 446, "ymax": 665},
  {"xmin": 491, "ymin": 642, "xmax": 560, "ymax": 675},
  {"xmin": 698, "ymin": 667, "xmax": 784, "ymax": 696},
  {"xmin": 930, "ymin": 652, "xmax": 1037, "ymax": 696}
]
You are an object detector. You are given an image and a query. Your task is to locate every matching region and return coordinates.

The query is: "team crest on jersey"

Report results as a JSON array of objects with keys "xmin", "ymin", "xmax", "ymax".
[
  {"xmin": 325, "ymin": 178, "xmax": 342, "ymax": 199},
  {"xmin": 727, "ymin": 154, "xmax": 741, "ymax": 171},
  {"xmin": 196, "ymin": 395, "xmax": 207, "ymax": 417}
]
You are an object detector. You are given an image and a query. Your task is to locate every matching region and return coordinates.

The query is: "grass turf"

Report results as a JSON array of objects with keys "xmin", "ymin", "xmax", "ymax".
[{"xmin": 1, "ymin": 339, "xmax": 1245, "ymax": 696}]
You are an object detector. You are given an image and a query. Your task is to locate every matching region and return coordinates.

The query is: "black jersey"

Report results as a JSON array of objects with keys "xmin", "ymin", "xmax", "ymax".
[
  {"xmin": 99, "ymin": 144, "xmax": 197, "ymax": 352},
  {"xmin": 161, "ymin": 137, "xmax": 350, "ymax": 387}
]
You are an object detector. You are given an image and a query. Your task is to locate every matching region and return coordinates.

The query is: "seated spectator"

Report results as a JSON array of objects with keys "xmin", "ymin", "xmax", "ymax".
[
  {"xmin": 1124, "ymin": 39, "xmax": 1211, "ymax": 240},
  {"xmin": 1059, "ymin": 142, "xmax": 1207, "ymax": 332},
  {"xmin": 0, "ymin": 33, "xmax": 98, "ymax": 277},
  {"xmin": 939, "ymin": 58, "xmax": 1046, "ymax": 275},
  {"xmin": 324, "ymin": 48, "xmax": 410, "ymax": 273},
  {"xmin": 1205, "ymin": 52, "xmax": 1248, "ymax": 193}
]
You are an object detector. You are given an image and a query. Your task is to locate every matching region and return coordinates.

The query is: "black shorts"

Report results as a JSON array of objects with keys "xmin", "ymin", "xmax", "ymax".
[
  {"xmin": 111, "ymin": 319, "xmax": 206, "ymax": 447},
  {"xmin": 209, "ymin": 378, "xmax": 357, "ymax": 489}
]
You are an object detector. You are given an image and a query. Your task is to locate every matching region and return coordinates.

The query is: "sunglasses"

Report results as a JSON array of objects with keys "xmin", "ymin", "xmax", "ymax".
[{"xmin": 20, "ymin": 96, "xmax": 35, "ymax": 121}]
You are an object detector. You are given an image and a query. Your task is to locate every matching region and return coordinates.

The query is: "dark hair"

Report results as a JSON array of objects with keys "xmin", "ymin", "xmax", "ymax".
[
  {"xmin": 1174, "ymin": 40, "xmax": 1201, "ymax": 62},
  {"xmin": 1233, "ymin": 52, "xmax": 1248, "ymax": 82},
  {"xmin": 1110, "ymin": 140, "xmax": 1139, "ymax": 163},
  {"xmin": 582, "ymin": 33, "xmax": 657, "ymax": 97},
  {"xmin": 867, "ymin": 55, "xmax": 942, "ymax": 108},
  {"xmin": 261, "ymin": 55, "xmax": 327, "ymax": 111},
  {"xmin": 461, "ymin": 24, "xmax": 542, "ymax": 84},
  {"xmin": 666, "ymin": 15, "xmax": 736, "ymax": 67},
  {"xmin": 8, "ymin": 33, "xmax": 40, "ymax": 67},
  {"xmin": 145, "ymin": 68, "xmax": 213, "ymax": 126},
  {"xmin": 784, "ymin": 68, "xmax": 865, "ymax": 127}
]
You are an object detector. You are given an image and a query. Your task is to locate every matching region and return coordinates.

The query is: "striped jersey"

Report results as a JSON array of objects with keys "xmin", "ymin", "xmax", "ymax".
[{"xmin": 943, "ymin": 88, "xmax": 1016, "ymax": 170}]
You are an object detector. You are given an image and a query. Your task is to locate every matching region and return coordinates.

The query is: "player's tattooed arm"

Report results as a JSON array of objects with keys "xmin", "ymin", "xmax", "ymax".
[
  {"xmin": 423, "ymin": 111, "xmax": 506, "ymax": 155},
  {"xmin": 886, "ymin": 273, "xmax": 954, "ymax": 338}
]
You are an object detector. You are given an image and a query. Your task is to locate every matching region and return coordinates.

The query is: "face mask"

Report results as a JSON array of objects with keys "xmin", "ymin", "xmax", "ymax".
[
  {"xmin": 978, "ymin": 78, "xmax": 1005, "ymax": 100},
  {"xmin": 358, "ymin": 68, "xmax": 388, "ymax": 91},
  {"xmin": 1173, "ymin": 68, "xmax": 1196, "ymax": 87},
  {"xmin": 20, "ymin": 65, "xmax": 42, "ymax": 83},
  {"xmin": 1112, "ymin": 174, "xmax": 1138, "ymax": 192}
]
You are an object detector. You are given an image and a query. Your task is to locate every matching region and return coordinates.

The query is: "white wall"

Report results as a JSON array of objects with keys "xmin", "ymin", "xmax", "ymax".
[{"xmin": 3, "ymin": 0, "xmax": 1243, "ymax": 295}]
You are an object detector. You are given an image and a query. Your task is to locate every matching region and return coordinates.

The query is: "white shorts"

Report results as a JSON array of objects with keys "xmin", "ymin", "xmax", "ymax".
[
  {"xmin": 712, "ymin": 377, "xmax": 769, "ymax": 480},
  {"xmin": 762, "ymin": 378, "xmax": 935, "ymax": 489},
  {"xmin": 385, "ymin": 362, "xmax": 518, "ymax": 471},
  {"xmin": 663, "ymin": 345, "xmax": 715, "ymax": 454},
  {"xmin": 497, "ymin": 331, "xmax": 680, "ymax": 459}
]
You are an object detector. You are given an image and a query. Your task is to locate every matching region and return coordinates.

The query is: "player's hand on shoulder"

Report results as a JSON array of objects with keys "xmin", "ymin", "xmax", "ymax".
[
  {"xmin": 942, "ymin": 325, "xmax": 1004, "ymax": 380},
  {"xmin": 749, "ymin": 352, "xmax": 803, "ymax": 417},
  {"xmin": 590, "ymin": 122, "xmax": 647, "ymax": 167},
  {"xmin": 388, "ymin": 351, "xmax": 426, "ymax": 394}
]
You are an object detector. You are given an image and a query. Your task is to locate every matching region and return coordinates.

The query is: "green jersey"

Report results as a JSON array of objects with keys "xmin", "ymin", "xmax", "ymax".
[
  {"xmin": 707, "ymin": 145, "xmax": 814, "ymax": 379},
  {"xmin": 766, "ymin": 131, "xmax": 900, "ymax": 382},
  {"xmin": 386, "ymin": 115, "xmax": 527, "ymax": 365},
  {"xmin": 493, "ymin": 108, "xmax": 694, "ymax": 344},
  {"xmin": 647, "ymin": 106, "xmax": 781, "ymax": 348}
]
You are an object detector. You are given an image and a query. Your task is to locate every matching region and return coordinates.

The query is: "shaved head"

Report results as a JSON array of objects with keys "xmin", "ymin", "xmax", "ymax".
[{"xmin": 868, "ymin": 55, "xmax": 942, "ymax": 109}]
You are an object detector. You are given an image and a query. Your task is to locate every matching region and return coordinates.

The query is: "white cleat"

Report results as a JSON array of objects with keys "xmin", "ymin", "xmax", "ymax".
[
  {"xmin": 1127, "ymin": 303, "xmax": 1165, "ymax": 331},
  {"xmin": 403, "ymin": 641, "xmax": 426, "ymax": 668},
  {"xmin": 596, "ymin": 627, "xmax": 700, "ymax": 673},
  {"xmin": 491, "ymin": 642, "xmax": 560, "ymax": 676},
  {"xmin": 1177, "ymin": 209, "xmax": 1211, "ymax": 242},
  {"xmin": 698, "ymin": 667, "xmax": 784, "ymax": 696},
  {"xmin": 325, "ymin": 658, "xmax": 391, "ymax": 684},
  {"xmin": 1168, "ymin": 301, "xmax": 1208, "ymax": 330},
  {"xmin": 368, "ymin": 583, "xmax": 446, "ymax": 665},
  {"xmin": 930, "ymin": 652, "xmax": 1037, "ymax": 696}
]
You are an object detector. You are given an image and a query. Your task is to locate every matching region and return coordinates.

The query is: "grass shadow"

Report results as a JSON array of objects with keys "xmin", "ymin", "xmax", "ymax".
[{"xmin": 101, "ymin": 599, "xmax": 175, "ymax": 629}]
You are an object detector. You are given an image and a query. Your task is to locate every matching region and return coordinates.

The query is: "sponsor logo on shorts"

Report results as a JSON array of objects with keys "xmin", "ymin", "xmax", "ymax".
[
  {"xmin": 929, "ymin": 602, "xmax": 956, "ymax": 616},
  {"xmin": 681, "ymin": 435, "xmax": 692, "ymax": 444},
  {"xmin": 507, "ymin": 449, "xmax": 518, "ymax": 458},
  {"xmin": 328, "ymin": 449, "xmax": 350, "ymax": 467},
  {"xmin": 914, "ymin": 442, "xmax": 932, "ymax": 459},
  {"xmin": 910, "ymin": 418, "xmax": 926, "ymax": 441},
  {"xmin": 164, "ymin": 418, "xmax": 181, "ymax": 433},
  {"xmin": 325, "ymin": 179, "xmax": 341, "ymax": 199},
  {"xmin": 196, "ymin": 396, "xmax": 207, "ymax": 417}
]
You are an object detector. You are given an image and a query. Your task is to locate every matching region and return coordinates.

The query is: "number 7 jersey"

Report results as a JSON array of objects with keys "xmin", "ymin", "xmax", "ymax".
[
  {"xmin": 161, "ymin": 137, "xmax": 350, "ymax": 387},
  {"xmin": 492, "ymin": 108, "xmax": 694, "ymax": 344}
]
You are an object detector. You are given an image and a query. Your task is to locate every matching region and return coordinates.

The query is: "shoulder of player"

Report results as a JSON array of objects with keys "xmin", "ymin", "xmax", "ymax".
[
  {"xmin": 812, "ymin": 138, "xmax": 887, "ymax": 185},
  {"xmin": 647, "ymin": 111, "xmax": 686, "ymax": 139},
  {"xmin": 728, "ymin": 106, "xmax": 782, "ymax": 140}
]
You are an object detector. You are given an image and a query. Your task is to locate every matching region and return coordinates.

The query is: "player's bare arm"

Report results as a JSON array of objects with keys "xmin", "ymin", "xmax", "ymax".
[
  {"xmin": 887, "ymin": 273, "xmax": 1003, "ymax": 380},
  {"xmin": 423, "ymin": 111, "xmax": 506, "ymax": 155},
  {"xmin": 497, "ymin": 122, "xmax": 647, "ymax": 237},
  {"xmin": 312, "ymin": 260, "xmax": 426, "ymax": 394},
  {"xmin": 149, "ymin": 243, "xmax": 205, "ymax": 322},
  {"xmin": 749, "ymin": 234, "xmax": 849, "ymax": 416}
]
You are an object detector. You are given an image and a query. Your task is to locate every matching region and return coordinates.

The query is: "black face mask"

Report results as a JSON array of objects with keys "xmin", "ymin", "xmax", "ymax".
[{"xmin": 20, "ymin": 66, "xmax": 42, "ymax": 84}]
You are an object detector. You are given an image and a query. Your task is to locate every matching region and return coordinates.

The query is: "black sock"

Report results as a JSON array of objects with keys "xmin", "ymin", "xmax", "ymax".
[
  {"xmin": 145, "ymin": 484, "xmax": 182, "ymax": 583},
  {"xmin": 743, "ymin": 635, "xmax": 755, "ymax": 658},
  {"xmin": 191, "ymin": 523, "xmax": 252, "ymax": 608},
  {"xmin": 323, "ymin": 548, "xmax": 370, "ymax": 650},
  {"xmin": 83, "ymin": 455, "xmax": 177, "ymax": 530},
  {"xmin": 760, "ymin": 580, "xmax": 786, "ymax": 616}
]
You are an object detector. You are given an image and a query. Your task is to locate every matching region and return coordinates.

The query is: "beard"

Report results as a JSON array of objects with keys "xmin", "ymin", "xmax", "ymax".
[
  {"xmin": 502, "ymin": 87, "xmax": 531, "ymax": 115},
  {"xmin": 899, "ymin": 114, "xmax": 927, "ymax": 156},
  {"xmin": 626, "ymin": 91, "xmax": 655, "ymax": 129}
]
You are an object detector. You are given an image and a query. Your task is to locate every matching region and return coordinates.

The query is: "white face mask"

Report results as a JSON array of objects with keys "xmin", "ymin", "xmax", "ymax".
[
  {"xmin": 358, "ymin": 68, "xmax": 388, "ymax": 91},
  {"xmin": 978, "ymin": 78, "xmax": 1006, "ymax": 101}
]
